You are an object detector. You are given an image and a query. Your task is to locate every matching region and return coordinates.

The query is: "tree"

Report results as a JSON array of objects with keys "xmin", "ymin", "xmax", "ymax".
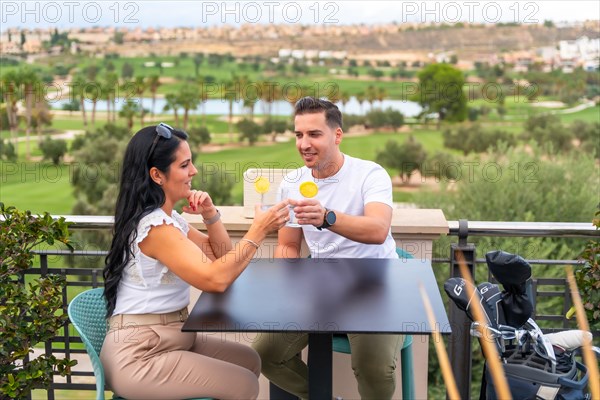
[
  {"xmin": 71, "ymin": 124, "xmax": 129, "ymax": 204},
  {"xmin": 119, "ymin": 99, "xmax": 141, "ymax": 130},
  {"xmin": 223, "ymin": 79, "xmax": 240, "ymax": 143},
  {"xmin": 387, "ymin": 109, "xmax": 404, "ymax": 132},
  {"xmin": 163, "ymin": 93, "xmax": 181, "ymax": 127},
  {"xmin": 522, "ymin": 114, "xmax": 573, "ymax": 153},
  {"xmin": 30, "ymin": 107, "xmax": 51, "ymax": 144},
  {"xmin": 193, "ymin": 53, "xmax": 204, "ymax": 77},
  {"xmin": 192, "ymin": 165, "xmax": 234, "ymax": 206},
  {"xmin": 365, "ymin": 108, "xmax": 404, "ymax": 131},
  {"xmin": 0, "ymin": 203, "xmax": 76, "ymax": 399},
  {"xmin": 417, "ymin": 143, "xmax": 597, "ymax": 229},
  {"xmin": 1, "ymin": 71, "xmax": 21, "ymax": 148},
  {"xmin": 237, "ymin": 118, "xmax": 262, "ymax": 145},
  {"xmin": 114, "ymin": 31, "xmax": 125, "ymax": 44},
  {"xmin": 524, "ymin": 113, "xmax": 560, "ymax": 133},
  {"xmin": 443, "ymin": 124, "xmax": 516, "ymax": 155},
  {"xmin": 260, "ymin": 80, "xmax": 280, "ymax": 120},
  {"xmin": 570, "ymin": 120, "xmax": 598, "ymax": 143},
  {"xmin": 414, "ymin": 63, "xmax": 467, "ymax": 123},
  {"xmin": 356, "ymin": 91, "xmax": 366, "ymax": 114},
  {"xmin": 497, "ymin": 104, "xmax": 507, "ymax": 119},
  {"xmin": 422, "ymin": 152, "xmax": 460, "ymax": 181},
  {"xmin": 339, "ymin": 91, "xmax": 350, "ymax": 112},
  {"xmin": 376, "ymin": 136, "xmax": 427, "ymax": 184},
  {"xmin": 467, "ymin": 107, "xmax": 480, "ymax": 121},
  {"xmin": 366, "ymin": 85, "xmax": 378, "ymax": 110},
  {"xmin": 101, "ymin": 72, "xmax": 118, "ymax": 123},
  {"xmin": 121, "ymin": 62, "xmax": 134, "ymax": 79},
  {"xmin": 414, "ymin": 140, "xmax": 599, "ymax": 351},
  {"xmin": 366, "ymin": 109, "xmax": 388, "ymax": 129},
  {"xmin": 85, "ymin": 65, "xmax": 100, "ymax": 125},
  {"xmin": 0, "ymin": 138, "xmax": 16, "ymax": 161},
  {"xmin": 262, "ymin": 118, "xmax": 288, "ymax": 142},
  {"xmin": 62, "ymin": 99, "xmax": 79, "ymax": 115},
  {"xmin": 178, "ymin": 86, "xmax": 199, "ymax": 131},
  {"xmin": 105, "ymin": 60, "xmax": 115, "ymax": 72},
  {"xmin": 187, "ymin": 126, "xmax": 211, "ymax": 152},
  {"xmin": 39, "ymin": 137, "xmax": 67, "ymax": 165},
  {"xmin": 20, "ymin": 68, "xmax": 41, "ymax": 160},
  {"xmin": 376, "ymin": 86, "xmax": 387, "ymax": 108},
  {"xmin": 70, "ymin": 74, "xmax": 88, "ymax": 126},
  {"xmin": 195, "ymin": 76, "xmax": 210, "ymax": 127},
  {"xmin": 146, "ymin": 75, "xmax": 161, "ymax": 118}
]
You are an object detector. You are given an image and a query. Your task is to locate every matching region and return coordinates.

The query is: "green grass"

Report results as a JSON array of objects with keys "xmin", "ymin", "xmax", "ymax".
[
  {"xmin": 558, "ymin": 105, "xmax": 600, "ymax": 124},
  {"xmin": 392, "ymin": 190, "xmax": 416, "ymax": 203},
  {"xmin": 0, "ymin": 162, "xmax": 76, "ymax": 214}
]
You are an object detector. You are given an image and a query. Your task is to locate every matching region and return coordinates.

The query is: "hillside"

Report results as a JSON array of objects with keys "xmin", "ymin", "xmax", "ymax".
[{"xmin": 110, "ymin": 23, "xmax": 600, "ymax": 61}]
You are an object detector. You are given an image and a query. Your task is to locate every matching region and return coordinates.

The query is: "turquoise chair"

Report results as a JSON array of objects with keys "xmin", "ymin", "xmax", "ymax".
[
  {"xmin": 331, "ymin": 248, "xmax": 415, "ymax": 399},
  {"xmin": 67, "ymin": 288, "xmax": 211, "ymax": 400}
]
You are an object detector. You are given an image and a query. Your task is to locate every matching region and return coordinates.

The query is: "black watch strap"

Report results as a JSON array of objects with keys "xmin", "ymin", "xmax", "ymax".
[{"xmin": 317, "ymin": 208, "xmax": 334, "ymax": 231}]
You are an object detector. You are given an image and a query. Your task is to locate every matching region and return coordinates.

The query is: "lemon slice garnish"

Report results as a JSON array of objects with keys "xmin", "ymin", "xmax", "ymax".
[
  {"xmin": 299, "ymin": 181, "xmax": 318, "ymax": 198},
  {"xmin": 254, "ymin": 177, "xmax": 270, "ymax": 194}
]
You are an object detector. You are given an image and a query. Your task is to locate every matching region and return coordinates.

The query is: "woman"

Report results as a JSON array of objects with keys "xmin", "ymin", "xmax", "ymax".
[{"xmin": 101, "ymin": 123, "xmax": 289, "ymax": 399}]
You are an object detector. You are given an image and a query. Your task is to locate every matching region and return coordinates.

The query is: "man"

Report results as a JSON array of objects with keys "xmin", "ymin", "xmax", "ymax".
[{"xmin": 252, "ymin": 97, "xmax": 403, "ymax": 399}]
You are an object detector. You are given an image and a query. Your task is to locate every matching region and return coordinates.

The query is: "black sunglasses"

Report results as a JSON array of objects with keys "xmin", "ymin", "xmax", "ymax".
[{"xmin": 148, "ymin": 123, "xmax": 173, "ymax": 160}]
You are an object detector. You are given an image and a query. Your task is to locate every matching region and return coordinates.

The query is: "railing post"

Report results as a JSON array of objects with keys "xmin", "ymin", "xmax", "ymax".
[
  {"xmin": 39, "ymin": 254, "xmax": 57, "ymax": 400},
  {"xmin": 448, "ymin": 219, "xmax": 476, "ymax": 400}
]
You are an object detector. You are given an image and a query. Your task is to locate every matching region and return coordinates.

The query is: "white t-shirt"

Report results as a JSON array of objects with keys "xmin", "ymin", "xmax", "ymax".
[
  {"xmin": 279, "ymin": 154, "xmax": 398, "ymax": 259},
  {"xmin": 112, "ymin": 208, "xmax": 190, "ymax": 316}
]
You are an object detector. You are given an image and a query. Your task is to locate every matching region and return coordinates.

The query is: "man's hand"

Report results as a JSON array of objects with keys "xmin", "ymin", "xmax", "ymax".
[{"xmin": 291, "ymin": 198, "xmax": 325, "ymax": 227}]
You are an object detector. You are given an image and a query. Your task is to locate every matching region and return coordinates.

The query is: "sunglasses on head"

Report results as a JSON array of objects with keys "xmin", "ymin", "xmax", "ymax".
[{"xmin": 148, "ymin": 123, "xmax": 173, "ymax": 160}]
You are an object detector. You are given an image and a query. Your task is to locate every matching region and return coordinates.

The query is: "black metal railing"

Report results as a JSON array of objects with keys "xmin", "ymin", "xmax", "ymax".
[{"xmin": 18, "ymin": 217, "xmax": 599, "ymax": 399}]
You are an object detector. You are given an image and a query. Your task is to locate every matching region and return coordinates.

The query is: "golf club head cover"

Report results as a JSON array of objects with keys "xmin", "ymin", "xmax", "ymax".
[
  {"xmin": 485, "ymin": 250, "xmax": 533, "ymax": 327},
  {"xmin": 477, "ymin": 282, "xmax": 506, "ymax": 327},
  {"xmin": 544, "ymin": 330, "xmax": 593, "ymax": 351},
  {"xmin": 444, "ymin": 277, "xmax": 480, "ymax": 322},
  {"xmin": 485, "ymin": 250, "xmax": 532, "ymax": 291}
]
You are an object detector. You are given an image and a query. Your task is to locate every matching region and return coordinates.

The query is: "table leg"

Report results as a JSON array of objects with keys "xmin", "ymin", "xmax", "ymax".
[{"xmin": 308, "ymin": 333, "xmax": 333, "ymax": 399}]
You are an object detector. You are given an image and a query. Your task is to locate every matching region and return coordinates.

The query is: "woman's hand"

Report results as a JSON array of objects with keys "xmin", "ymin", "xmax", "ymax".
[
  {"xmin": 252, "ymin": 200, "xmax": 290, "ymax": 235},
  {"xmin": 183, "ymin": 189, "xmax": 216, "ymax": 217}
]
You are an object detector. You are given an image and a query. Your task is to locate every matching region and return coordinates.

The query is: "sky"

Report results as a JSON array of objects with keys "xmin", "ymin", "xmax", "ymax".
[{"xmin": 1, "ymin": 1, "xmax": 599, "ymax": 30}]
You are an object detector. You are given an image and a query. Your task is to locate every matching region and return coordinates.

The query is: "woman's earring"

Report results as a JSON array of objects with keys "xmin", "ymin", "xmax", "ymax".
[{"xmin": 158, "ymin": 181, "xmax": 163, "ymax": 186}]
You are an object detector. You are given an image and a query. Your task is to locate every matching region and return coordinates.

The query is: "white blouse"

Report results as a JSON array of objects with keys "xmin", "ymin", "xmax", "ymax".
[{"xmin": 112, "ymin": 209, "xmax": 190, "ymax": 316}]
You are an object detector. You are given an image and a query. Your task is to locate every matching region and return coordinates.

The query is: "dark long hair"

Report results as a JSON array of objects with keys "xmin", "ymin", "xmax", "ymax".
[{"xmin": 103, "ymin": 125, "xmax": 188, "ymax": 317}]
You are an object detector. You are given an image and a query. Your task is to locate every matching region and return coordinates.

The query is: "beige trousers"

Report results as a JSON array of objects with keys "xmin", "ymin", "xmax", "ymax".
[{"xmin": 100, "ymin": 322, "xmax": 260, "ymax": 400}]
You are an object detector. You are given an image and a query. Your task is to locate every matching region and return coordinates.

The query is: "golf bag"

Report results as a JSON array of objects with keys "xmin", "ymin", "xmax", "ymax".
[
  {"xmin": 444, "ymin": 250, "xmax": 595, "ymax": 400},
  {"xmin": 483, "ymin": 346, "xmax": 590, "ymax": 400}
]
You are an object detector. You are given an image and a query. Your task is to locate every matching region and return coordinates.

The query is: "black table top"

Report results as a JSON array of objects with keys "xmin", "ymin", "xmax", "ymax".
[{"xmin": 183, "ymin": 258, "xmax": 450, "ymax": 335}]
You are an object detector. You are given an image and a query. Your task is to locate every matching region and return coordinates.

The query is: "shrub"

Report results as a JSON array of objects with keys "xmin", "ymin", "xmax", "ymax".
[
  {"xmin": 0, "ymin": 138, "xmax": 16, "ymax": 161},
  {"xmin": 39, "ymin": 137, "xmax": 67, "ymax": 165},
  {"xmin": 187, "ymin": 126, "xmax": 211, "ymax": 151},
  {"xmin": 236, "ymin": 119, "xmax": 262, "ymax": 145},
  {"xmin": 0, "ymin": 203, "xmax": 76, "ymax": 398},
  {"xmin": 376, "ymin": 136, "xmax": 427, "ymax": 184},
  {"xmin": 573, "ymin": 207, "xmax": 600, "ymax": 330}
]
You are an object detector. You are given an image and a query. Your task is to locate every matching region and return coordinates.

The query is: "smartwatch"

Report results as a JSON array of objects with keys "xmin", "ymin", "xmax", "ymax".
[{"xmin": 317, "ymin": 208, "xmax": 336, "ymax": 230}]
